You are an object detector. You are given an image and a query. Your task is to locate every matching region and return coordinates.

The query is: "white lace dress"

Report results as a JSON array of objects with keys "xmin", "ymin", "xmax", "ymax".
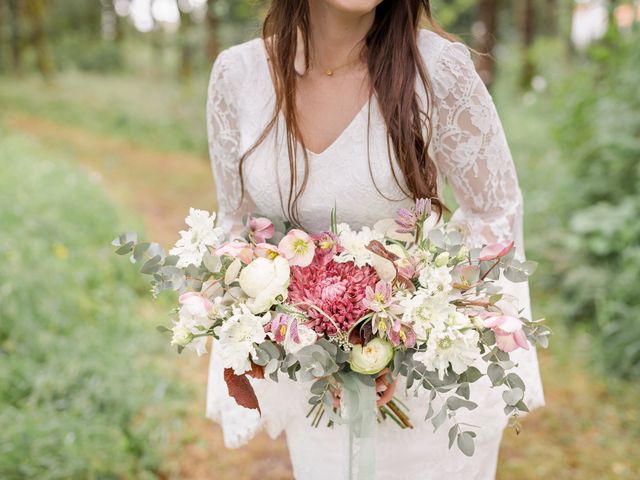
[{"xmin": 205, "ymin": 29, "xmax": 544, "ymax": 480}]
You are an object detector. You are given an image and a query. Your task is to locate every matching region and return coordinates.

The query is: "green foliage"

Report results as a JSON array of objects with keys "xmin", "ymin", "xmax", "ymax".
[
  {"xmin": 550, "ymin": 32, "xmax": 640, "ymax": 378},
  {"xmin": 0, "ymin": 132, "xmax": 183, "ymax": 479}
]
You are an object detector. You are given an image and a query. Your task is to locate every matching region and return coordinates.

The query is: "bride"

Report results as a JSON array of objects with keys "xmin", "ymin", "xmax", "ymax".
[{"xmin": 204, "ymin": 1, "xmax": 544, "ymax": 479}]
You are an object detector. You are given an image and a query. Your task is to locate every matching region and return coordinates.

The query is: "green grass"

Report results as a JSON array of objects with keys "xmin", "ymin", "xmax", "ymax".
[
  {"xmin": 0, "ymin": 69, "xmax": 209, "ymax": 155},
  {"xmin": 0, "ymin": 128, "xmax": 185, "ymax": 479}
]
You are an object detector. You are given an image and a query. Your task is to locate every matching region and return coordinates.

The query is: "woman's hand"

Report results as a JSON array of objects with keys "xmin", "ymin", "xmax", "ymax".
[
  {"xmin": 331, "ymin": 368, "xmax": 398, "ymax": 408},
  {"xmin": 375, "ymin": 368, "xmax": 397, "ymax": 407}
]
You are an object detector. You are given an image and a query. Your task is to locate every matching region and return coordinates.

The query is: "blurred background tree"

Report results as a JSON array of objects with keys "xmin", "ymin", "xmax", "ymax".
[{"xmin": 1, "ymin": 1, "xmax": 640, "ymax": 479}]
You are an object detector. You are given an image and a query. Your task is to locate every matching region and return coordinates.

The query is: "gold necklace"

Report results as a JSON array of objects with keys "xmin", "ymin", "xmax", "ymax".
[{"xmin": 316, "ymin": 56, "xmax": 363, "ymax": 77}]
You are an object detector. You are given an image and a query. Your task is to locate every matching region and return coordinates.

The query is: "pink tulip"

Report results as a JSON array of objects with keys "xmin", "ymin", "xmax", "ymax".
[
  {"xmin": 483, "ymin": 314, "xmax": 530, "ymax": 353},
  {"xmin": 249, "ymin": 217, "xmax": 275, "ymax": 244},
  {"xmin": 478, "ymin": 240, "xmax": 515, "ymax": 262},
  {"xmin": 278, "ymin": 229, "xmax": 316, "ymax": 267},
  {"xmin": 215, "ymin": 240, "xmax": 254, "ymax": 264}
]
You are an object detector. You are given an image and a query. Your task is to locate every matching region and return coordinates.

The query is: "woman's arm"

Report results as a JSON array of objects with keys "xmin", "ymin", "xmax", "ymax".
[
  {"xmin": 206, "ymin": 49, "xmax": 255, "ymax": 237},
  {"xmin": 431, "ymin": 42, "xmax": 525, "ymax": 256}
]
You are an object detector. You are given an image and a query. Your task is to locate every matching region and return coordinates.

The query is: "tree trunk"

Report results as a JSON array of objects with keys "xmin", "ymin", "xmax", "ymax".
[
  {"xmin": 518, "ymin": 0, "xmax": 536, "ymax": 89},
  {"xmin": 475, "ymin": 0, "xmax": 501, "ymax": 88},
  {"xmin": 178, "ymin": 7, "xmax": 194, "ymax": 83},
  {"xmin": 206, "ymin": 0, "xmax": 220, "ymax": 63},
  {"xmin": 25, "ymin": 0, "xmax": 53, "ymax": 79},
  {"xmin": 7, "ymin": 0, "xmax": 23, "ymax": 74},
  {"xmin": 0, "ymin": 0, "xmax": 5, "ymax": 73}
]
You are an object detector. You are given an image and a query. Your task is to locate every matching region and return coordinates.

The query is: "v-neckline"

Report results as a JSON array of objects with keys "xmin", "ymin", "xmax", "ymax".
[{"xmin": 259, "ymin": 39, "xmax": 371, "ymax": 158}]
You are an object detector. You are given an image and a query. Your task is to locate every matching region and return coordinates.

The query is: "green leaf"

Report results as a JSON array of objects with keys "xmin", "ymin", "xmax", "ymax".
[
  {"xmin": 448, "ymin": 424, "xmax": 459, "ymax": 449},
  {"xmin": 461, "ymin": 366, "xmax": 483, "ymax": 383},
  {"xmin": 503, "ymin": 388, "xmax": 524, "ymax": 406},
  {"xmin": 457, "ymin": 431, "xmax": 476, "ymax": 457},
  {"xmin": 487, "ymin": 363, "xmax": 505, "ymax": 386},
  {"xmin": 156, "ymin": 325, "xmax": 171, "ymax": 333},
  {"xmin": 115, "ymin": 241, "xmax": 134, "ymax": 255},
  {"xmin": 455, "ymin": 383, "xmax": 470, "ymax": 400},
  {"xmin": 446, "ymin": 396, "xmax": 477, "ymax": 411},
  {"xmin": 431, "ymin": 406, "xmax": 447, "ymax": 431}
]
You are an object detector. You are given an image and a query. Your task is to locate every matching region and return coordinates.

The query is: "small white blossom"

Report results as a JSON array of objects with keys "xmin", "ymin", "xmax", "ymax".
[
  {"xmin": 334, "ymin": 223, "xmax": 384, "ymax": 267},
  {"xmin": 218, "ymin": 305, "xmax": 268, "ymax": 375},
  {"xmin": 170, "ymin": 208, "xmax": 225, "ymax": 268},
  {"xmin": 413, "ymin": 328, "xmax": 481, "ymax": 380},
  {"xmin": 402, "ymin": 292, "xmax": 452, "ymax": 340},
  {"xmin": 418, "ymin": 264, "xmax": 453, "ymax": 297}
]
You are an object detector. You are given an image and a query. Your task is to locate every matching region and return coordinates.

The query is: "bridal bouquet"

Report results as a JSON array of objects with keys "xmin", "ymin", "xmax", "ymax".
[{"xmin": 113, "ymin": 199, "xmax": 549, "ymax": 464}]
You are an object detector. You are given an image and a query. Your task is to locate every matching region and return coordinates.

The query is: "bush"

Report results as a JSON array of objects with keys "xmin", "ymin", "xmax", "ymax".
[
  {"xmin": 0, "ymin": 132, "xmax": 182, "ymax": 479},
  {"xmin": 550, "ymin": 31, "xmax": 640, "ymax": 378}
]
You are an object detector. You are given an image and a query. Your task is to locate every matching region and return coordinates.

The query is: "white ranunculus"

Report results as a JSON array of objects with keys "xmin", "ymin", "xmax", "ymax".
[
  {"xmin": 349, "ymin": 337, "xmax": 394, "ymax": 375},
  {"xmin": 413, "ymin": 328, "xmax": 481, "ymax": 380},
  {"xmin": 238, "ymin": 256, "xmax": 290, "ymax": 314},
  {"xmin": 283, "ymin": 324, "xmax": 318, "ymax": 354},
  {"xmin": 218, "ymin": 305, "xmax": 268, "ymax": 375}
]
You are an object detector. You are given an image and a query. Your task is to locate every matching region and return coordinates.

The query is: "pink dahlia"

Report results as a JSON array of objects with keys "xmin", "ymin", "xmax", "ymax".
[{"xmin": 288, "ymin": 251, "xmax": 379, "ymax": 336}]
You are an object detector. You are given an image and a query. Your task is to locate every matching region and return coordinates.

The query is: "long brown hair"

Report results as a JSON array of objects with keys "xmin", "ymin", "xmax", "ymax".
[{"xmin": 239, "ymin": 0, "xmax": 452, "ymax": 227}]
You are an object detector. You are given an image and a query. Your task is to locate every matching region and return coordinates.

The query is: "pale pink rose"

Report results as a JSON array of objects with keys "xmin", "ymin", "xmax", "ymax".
[
  {"xmin": 214, "ymin": 240, "xmax": 253, "ymax": 264},
  {"xmin": 178, "ymin": 292, "xmax": 214, "ymax": 313},
  {"xmin": 278, "ymin": 229, "xmax": 316, "ymax": 267},
  {"xmin": 478, "ymin": 240, "xmax": 515, "ymax": 262},
  {"xmin": 254, "ymin": 242, "xmax": 279, "ymax": 259},
  {"xmin": 249, "ymin": 217, "xmax": 275, "ymax": 244},
  {"xmin": 483, "ymin": 314, "xmax": 529, "ymax": 353}
]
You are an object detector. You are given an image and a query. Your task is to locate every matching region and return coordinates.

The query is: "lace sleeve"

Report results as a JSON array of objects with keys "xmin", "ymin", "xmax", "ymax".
[
  {"xmin": 431, "ymin": 42, "xmax": 525, "ymax": 254},
  {"xmin": 206, "ymin": 49, "xmax": 255, "ymax": 237}
]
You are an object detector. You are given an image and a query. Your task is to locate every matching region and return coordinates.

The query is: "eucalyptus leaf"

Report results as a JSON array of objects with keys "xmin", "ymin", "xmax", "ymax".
[
  {"xmin": 448, "ymin": 424, "xmax": 459, "ymax": 449},
  {"xmin": 457, "ymin": 431, "xmax": 476, "ymax": 457},
  {"xmin": 431, "ymin": 406, "xmax": 447, "ymax": 431},
  {"xmin": 502, "ymin": 387, "xmax": 524, "ymax": 406},
  {"xmin": 446, "ymin": 396, "xmax": 477, "ymax": 411},
  {"xmin": 487, "ymin": 363, "xmax": 505, "ymax": 386}
]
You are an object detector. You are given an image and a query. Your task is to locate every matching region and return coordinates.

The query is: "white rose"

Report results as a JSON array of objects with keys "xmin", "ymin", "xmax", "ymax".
[{"xmin": 238, "ymin": 256, "xmax": 290, "ymax": 313}]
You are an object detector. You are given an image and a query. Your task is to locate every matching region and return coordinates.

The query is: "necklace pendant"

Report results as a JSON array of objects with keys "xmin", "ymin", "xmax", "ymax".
[{"xmin": 325, "ymin": 68, "xmax": 334, "ymax": 76}]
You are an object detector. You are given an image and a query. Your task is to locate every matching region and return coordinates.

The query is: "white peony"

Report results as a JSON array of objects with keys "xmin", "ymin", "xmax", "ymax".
[
  {"xmin": 170, "ymin": 208, "xmax": 225, "ymax": 268},
  {"xmin": 413, "ymin": 327, "xmax": 481, "ymax": 380},
  {"xmin": 218, "ymin": 305, "xmax": 268, "ymax": 375},
  {"xmin": 238, "ymin": 256, "xmax": 290, "ymax": 314},
  {"xmin": 283, "ymin": 323, "xmax": 318, "ymax": 355},
  {"xmin": 334, "ymin": 223, "xmax": 384, "ymax": 267}
]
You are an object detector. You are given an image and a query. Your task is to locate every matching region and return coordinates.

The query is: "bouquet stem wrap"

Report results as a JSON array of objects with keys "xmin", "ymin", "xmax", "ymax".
[{"xmin": 331, "ymin": 372, "xmax": 377, "ymax": 480}]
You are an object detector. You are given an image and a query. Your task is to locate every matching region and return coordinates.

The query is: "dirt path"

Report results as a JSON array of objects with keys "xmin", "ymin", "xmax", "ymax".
[
  {"xmin": 7, "ymin": 112, "xmax": 293, "ymax": 480},
  {"xmin": 10, "ymin": 111, "xmax": 638, "ymax": 480}
]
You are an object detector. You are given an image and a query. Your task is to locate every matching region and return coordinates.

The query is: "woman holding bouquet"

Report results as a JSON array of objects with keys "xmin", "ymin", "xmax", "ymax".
[{"xmin": 205, "ymin": 1, "xmax": 544, "ymax": 478}]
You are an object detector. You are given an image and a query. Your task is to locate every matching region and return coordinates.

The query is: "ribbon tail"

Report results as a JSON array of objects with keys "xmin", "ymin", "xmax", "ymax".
[{"xmin": 338, "ymin": 372, "xmax": 377, "ymax": 480}]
